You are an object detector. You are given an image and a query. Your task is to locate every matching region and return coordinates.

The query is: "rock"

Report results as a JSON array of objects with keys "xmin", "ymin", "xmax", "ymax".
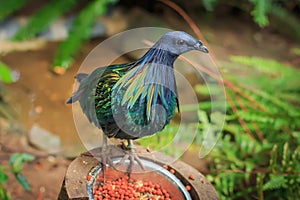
[{"xmin": 28, "ymin": 124, "xmax": 61, "ymax": 154}]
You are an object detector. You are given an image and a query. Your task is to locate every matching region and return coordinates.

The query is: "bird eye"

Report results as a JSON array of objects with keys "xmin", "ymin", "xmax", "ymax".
[{"xmin": 177, "ymin": 39, "xmax": 185, "ymax": 46}]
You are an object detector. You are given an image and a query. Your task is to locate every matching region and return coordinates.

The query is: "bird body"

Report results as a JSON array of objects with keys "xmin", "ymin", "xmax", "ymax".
[{"xmin": 67, "ymin": 31, "xmax": 208, "ymax": 141}]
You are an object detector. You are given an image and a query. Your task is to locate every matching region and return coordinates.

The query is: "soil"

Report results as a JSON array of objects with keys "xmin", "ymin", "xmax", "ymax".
[{"xmin": 0, "ymin": 3, "xmax": 299, "ymax": 200}]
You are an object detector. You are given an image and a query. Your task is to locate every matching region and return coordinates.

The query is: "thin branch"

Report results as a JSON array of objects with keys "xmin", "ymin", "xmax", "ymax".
[
  {"xmin": 227, "ymin": 91, "xmax": 256, "ymax": 140},
  {"xmin": 159, "ymin": 0, "xmax": 204, "ymax": 40},
  {"xmin": 236, "ymin": 96, "xmax": 265, "ymax": 142},
  {"xmin": 143, "ymin": 39, "xmax": 266, "ymax": 113},
  {"xmin": 159, "ymin": 0, "xmax": 268, "ymax": 139},
  {"xmin": 180, "ymin": 56, "xmax": 267, "ymax": 112}
]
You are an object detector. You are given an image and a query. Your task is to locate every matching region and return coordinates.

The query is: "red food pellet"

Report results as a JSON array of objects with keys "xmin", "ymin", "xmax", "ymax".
[
  {"xmin": 186, "ymin": 185, "xmax": 191, "ymax": 191},
  {"xmin": 157, "ymin": 190, "xmax": 162, "ymax": 196},
  {"xmin": 163, "ymin": 165, "xmax": 168, "ymax": 170},
  {"xmin": 93, "ymin": 172, "xmax": 174, "ymax": 199},
  {"xmin": 87, "ymin": 175, "xmax": 92, "ymax": 181},
  {"xmin": 189, "ymin": 174, "xmax": 195, "ymax": 180},
  {"xmin": 170, "ymin": 169, "xmax": 175, "ymax": 174}
]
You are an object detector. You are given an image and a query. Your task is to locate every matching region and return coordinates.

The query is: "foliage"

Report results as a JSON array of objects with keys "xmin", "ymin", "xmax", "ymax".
[
  {"xmin": 52, "ymin": 0, "xmax": 117, "ymax": 74},
  {"xmin": 0, "ymin": 153, "xmax": 35, "ymax": 199},
  {"xmin": 9, "ymin": 153, "xmax": 35, "ymax": 190},
  {"xmin": 139, "ymin": 55, "xmax": 300, "ymax": 199},
  {"xmin": 202, "ymin": 56, "xmax": 300, "ymax": 199},
  {"xmin": 291, "ymin": 48, "xmax": 300, "ymax": 56},
  {"xmin": 0, "ymin": 0, "xmax": 28, "ymax": 20},
  {"xmin": 250, "ymin": 0, "xmax": 271, "ymax": 27},
  {"xmin": 201, "ymin": 0, "xmax": 300, "ymax": 40},
  {"xmin": 202, "ymin": 0, "xmax": 218, "ymax": 11},
  {"xmin": 12, "ymin": 0, "xmax": 76, "ymax": 41},
  {"xmin": 0, "ymin": 62, "xmax": 14, "ymax": 83},
  {"xmin": 0, "ymin": 167, "xmax": 9, "ymax": 200},
  {"xmin": 0, "ymin": 61, "xmax": 18, "ymax": 121},
  {"xmin": 1, "ymin": 0, "xmax": 118, "ymax": 73}
]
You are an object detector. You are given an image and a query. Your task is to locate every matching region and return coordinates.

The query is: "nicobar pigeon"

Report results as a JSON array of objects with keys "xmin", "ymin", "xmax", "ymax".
[{"xmin": 66, "ymin": 31, "xmax": 208, "ymax": 173}]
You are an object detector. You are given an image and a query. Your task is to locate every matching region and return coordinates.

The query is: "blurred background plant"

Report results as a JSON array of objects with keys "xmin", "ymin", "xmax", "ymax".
[
  {"xmin": 0, "ymin": 153, "xmax": 35, "ymax": 200},
  {"xmin": 0, "ymin": 0, "xmax": 299, "ymax": 199},
  {"xmin": 202, "ymin": 56, "xmax": 300, "ymax": 199},
  {"xmin": 0, "ymin": 0, "xmax": 299, "ymax": 73},
  {"xmin": 141, "ymin": 2, "xmax": 300, "ymax": 199}
]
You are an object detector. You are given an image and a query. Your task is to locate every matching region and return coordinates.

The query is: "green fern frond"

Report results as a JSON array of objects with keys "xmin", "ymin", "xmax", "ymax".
[
  {"xmin": 52, "ymin": 0, "xmax": 117, "ymax": 73},
  {"xmin": 291, "ymin": 48, "xmax": 300, "ymax": 56},
  {"xmin": 282, "ymin": 142, "xmax": 290, "ymax": 170},
  {"xmin": 263, "ymin": 174, "xmax": 286, "ymax": 191},
  {"xmin": 270, "ymin": 5, "xmax": 300, "ymax": 41},
  {"xmin": 230, "ymin": 56, "xmax": 290, "ymax": 76},
  {"xmin": 202, "ymin": 0, "xmax": 218, "ymax": 11},
  {"xmin": 235, "ymin": 110, "xmax": 274, "ymax": 124},
  {"xmin": 270, "ymin": 144, "xmax": 278, "ymax": 173},
  {"xmin": 12, "ymin": 0, "xmax": 76, "ymax": 41},
  {"xmin": 250, "ymin": 0, "xmax": 270, "ymax": 27},
  {"xmin": 0, "ymin": 61, "xmax": 14, "ymax": 83},
  {"xmin": 0, "ymin": 0, "xmax": 28, "ymax": 20},
  {"xmin": 245, "ymin": 89, "xmax": 300, "ymax": 117}
]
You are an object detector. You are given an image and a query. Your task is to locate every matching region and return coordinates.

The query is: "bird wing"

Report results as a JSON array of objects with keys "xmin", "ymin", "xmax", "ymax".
[
  {"xmin": 113, "ymin": 62, "xmax": 178, "ymax": 123},
  {"xmin": 67, "ymin": 64, "xmax": 130, "ymax": 128}
]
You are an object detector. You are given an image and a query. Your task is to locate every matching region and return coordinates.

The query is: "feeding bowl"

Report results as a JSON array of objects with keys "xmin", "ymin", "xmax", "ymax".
[{"xmin": 58, "ymin": 146, "xmax": 219, "ymax": 200}]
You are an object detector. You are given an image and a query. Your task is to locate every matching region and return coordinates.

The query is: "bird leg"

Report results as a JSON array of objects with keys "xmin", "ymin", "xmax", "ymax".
[
  {"xmin": 100, "ymin": 135, "xmax": 114, "ymax": 180},
  {"xmin": 117, "ymin": 139, "xmax": 145, "ymax": 175},
  {"xmin": 86, "ymin": 134, "xmax": 115, "ymax": 182}
]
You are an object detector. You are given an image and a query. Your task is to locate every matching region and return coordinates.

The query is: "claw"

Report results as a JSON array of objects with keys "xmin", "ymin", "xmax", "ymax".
[
  {"xmin": 116, "ymin": 149, "xmax": 145, "ymax": 175},
  {"xmin": 92, "ymin": 145, "xmax": 116, "ymax": 182}
]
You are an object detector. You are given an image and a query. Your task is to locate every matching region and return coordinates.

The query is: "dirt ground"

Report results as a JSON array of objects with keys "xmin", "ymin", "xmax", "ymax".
[{"xmin": 0, "ymin": 4, "xmax": 299, "ymax": 200}]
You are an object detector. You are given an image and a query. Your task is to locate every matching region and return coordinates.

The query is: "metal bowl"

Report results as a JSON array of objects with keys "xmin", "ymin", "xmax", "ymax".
[{"xmin": 87, "ymin": 157, "xmax": 192, "ymax": 200}]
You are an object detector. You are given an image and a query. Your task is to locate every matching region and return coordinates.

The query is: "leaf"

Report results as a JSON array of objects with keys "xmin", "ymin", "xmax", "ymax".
[
  {"xmin": 9, "ymin": 153, "xmax": 35, "ymax": 174},
  {"xmin": 14, "ymin": 173, "xmax": 31, "ymax": 191},
  {"xmin": 0, "ymin": 167, "xmax": 8, "ymax": 184},
  {"xmin": 291, "ymin": 48, "xmax": 300, "ymax": 56},
  {"xmin": 0, "ymin": 0, "xmax": 28, "ymax": 20},
  {"xmin": 12, "ymin": 0, "xmax": 76, "ymax": 41},
  {"xmin": 0, "ymin": 62, "xmax": 14, "ymax": 83},
  {"xmin": 52, "ymin": 0, "xmax": 117, "ymax": 72},
  {"xmin": 250, "ymin": 0, "xmax": 270, "ymax": 27},
  {"xmin": 263, "ymin": 174, "xmax": 286, "ymax": 191},
  {"xmin": 270, "ymin": 5, "xmax": 300, "ymax": 42},
  {"xmin": 269, "ymin": 144, "xmax": 278, "ymax": 173},
  {"xmin": 202, "ymin": 0, "xmax": 218, "ymax": 11},
  {"xmin": 0, "ymin": 186, "xmax": 10, "ymax": 200},
  {"xmin": 229, "ymin": 56, "xmax": 291, "ymax": 76}
]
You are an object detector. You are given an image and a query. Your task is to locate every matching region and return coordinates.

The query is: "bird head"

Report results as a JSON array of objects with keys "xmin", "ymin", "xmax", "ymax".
[{"xmin": 153, "ymin": 31, "xmax": 209, "ymax": 55}]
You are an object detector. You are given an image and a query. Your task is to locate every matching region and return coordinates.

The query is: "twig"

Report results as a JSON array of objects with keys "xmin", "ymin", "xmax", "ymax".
[
  {"xmin": 235, "ymin": 96, "xmax": 265, "ymax": 142},
  {"xmin": 158, "ymin": 0, "xmax": 204, "ymax": 40},
  {"xmin": 226, "ymin": 91, "xmax": 256, "ymax": 140},
  {"xmin": 159, "ymin": 0, "xmax": 268, "ymax": 140},
  {"xmin": 180, "ymin": 56, "xmax": 266, "ymax": 112},
  {"xmin": 143, "ymin": 39, "xmax": 266, "ymax": 113}
]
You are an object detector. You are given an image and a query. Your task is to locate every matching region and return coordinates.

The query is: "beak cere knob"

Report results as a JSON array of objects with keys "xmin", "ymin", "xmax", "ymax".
[{"xmin": 194, "ymin": 40, "xmax": 209, "ymax": 53}]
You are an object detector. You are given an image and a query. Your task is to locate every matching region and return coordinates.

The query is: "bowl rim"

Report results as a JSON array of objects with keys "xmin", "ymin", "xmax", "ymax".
[{"xmin": 87, "ymin": 157, "xmax": 192, "ymax": 200}]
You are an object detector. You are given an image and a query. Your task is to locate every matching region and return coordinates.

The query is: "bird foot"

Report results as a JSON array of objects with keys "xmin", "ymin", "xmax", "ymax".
[
  {"xmin": 116, "ymin": 149, "xmax": 145, "ymax": 175},
  {"xmin": 84, "ymin": 146, "xmax": 116, "ymax": 181}
]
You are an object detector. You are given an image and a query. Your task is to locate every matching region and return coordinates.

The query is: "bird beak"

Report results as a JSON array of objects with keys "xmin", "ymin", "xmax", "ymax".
[{"xmin": 194, "ymin": 40, "xmax": 209, "ymax": 53}]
